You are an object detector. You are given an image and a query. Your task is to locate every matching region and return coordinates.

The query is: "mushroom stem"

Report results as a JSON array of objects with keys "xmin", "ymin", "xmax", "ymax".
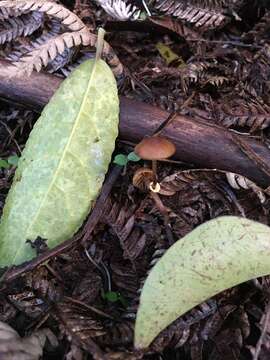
[{"xmin": 152, "ymin": 160, "xmax": 158, "ymax": 185}]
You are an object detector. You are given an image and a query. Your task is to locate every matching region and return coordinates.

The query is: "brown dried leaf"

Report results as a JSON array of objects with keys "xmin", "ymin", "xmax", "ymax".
[{"xmin": 0, "ymin": 321, "xmax": 58, "ymax": 360}]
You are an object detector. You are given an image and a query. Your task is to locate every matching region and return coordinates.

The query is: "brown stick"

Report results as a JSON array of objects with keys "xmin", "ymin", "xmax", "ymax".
[{"xmin": 1, "ymin": 60, "xmax": 270, "ymax": 188}]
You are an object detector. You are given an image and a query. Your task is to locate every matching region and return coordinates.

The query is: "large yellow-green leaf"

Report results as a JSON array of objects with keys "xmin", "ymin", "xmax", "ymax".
[
  {"xmin": 135, "ymin": 216, "xmax": 270, "ymax": 349},
  {"xmin": 0, "ymin": 58, "xmax": 119, "ymax": 266}
]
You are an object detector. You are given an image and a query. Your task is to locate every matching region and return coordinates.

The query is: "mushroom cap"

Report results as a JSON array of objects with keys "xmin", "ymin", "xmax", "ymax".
[{"xmin": 134, "ymin": 136, "xmax": 176, "ymax": 160}]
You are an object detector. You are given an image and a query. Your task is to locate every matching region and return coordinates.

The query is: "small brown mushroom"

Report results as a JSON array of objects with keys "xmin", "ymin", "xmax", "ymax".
[
  {"xmin": 134, "ymin": 136, "xmax": 176, "ymax": 161},
  {"xmin": 134, "ymin": 136, "xmax": 176, "ymax": 190}
]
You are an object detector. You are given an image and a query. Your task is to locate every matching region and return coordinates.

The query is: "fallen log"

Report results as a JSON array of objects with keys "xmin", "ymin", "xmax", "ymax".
[{"xmin": 0, "ymin": 59, "xmax": 270, "ymax": 188}]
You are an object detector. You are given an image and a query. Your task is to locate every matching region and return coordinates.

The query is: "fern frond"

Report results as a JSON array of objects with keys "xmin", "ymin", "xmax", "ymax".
[
  {"xmin": 226, "ymin": 173, "xmax": 266, "ymax": 203},
  {"xmin": 204, "ymin": 75, "xmax": 229, "ymax": 87},
  {"xmin": 6, "ymin": 22, "xmax": 76, "ymax": 73},
  {"xmin": 0, "ymin": 11, "xmax": 43, "ymax": 45},
  {"xmin": 0, "ymin": 7, "xmax": 25, "ymax": 20},
  {"xmin": 6, "ymin": 18, "xmax": 63, "ymax": 63},
  {"xmin": 58, "ymin": 53, "xmax": 94, "ymax": 77},
  {"xmin": 47, "ymin": 47, "xmax": 76, "ymax": 73},
  {"xmin": 0, "ymin": 0, "xmax": 87, "ymax": 31},
  {"xmin": 153, "ymin": 0, "xmax": 228, "ymax": 29},
  {"xmin": 180, "ymin": 61, "xmax": 215, "ymax": 91},
  {"xmin": 11, "ymin": 28, "xmax": 124, "ymax": 78},
  {"xmin": 13, "ymin": 30, "xmax": 94, "ymax": 76},
  {"xmin": 218, "ymin": 97, "xmax": 270, "ymax": 132},
  {"xmin": 152, "ymin": 0, "xmax": 243, "ymax": 12},
  {"xmin": 95, "ymin": 0, "xmax": 140, "ymax": 20},
  {"xmin": 1, "ymin": 1, "xmax": 124, "ymax": 77}
]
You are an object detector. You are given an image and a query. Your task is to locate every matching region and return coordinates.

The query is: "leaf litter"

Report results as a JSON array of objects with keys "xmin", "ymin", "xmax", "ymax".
[{"xmin": 0, "ymin": 0, "xmax": 270, "ymax": 359}]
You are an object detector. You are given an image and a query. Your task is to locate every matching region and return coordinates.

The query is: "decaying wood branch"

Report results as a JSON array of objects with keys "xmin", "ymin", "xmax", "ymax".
[{"xmin": 0, "ymin": 59, "xmax": 270, "ymax": 188}]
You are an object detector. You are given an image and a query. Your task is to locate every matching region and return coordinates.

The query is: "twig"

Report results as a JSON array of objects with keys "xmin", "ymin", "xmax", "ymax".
[
  {"xmin": 64, "ymin": 296, "xmax": 114, "ymax": 320},
  {"xmin": 1, "ymin": 59, "xmax": 270, "ymax": 188}
]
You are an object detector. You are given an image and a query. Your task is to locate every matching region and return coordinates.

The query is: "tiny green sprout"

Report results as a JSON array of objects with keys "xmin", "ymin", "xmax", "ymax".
[
  {"xmin": 8, "ymin": 155, "xmax": 19, "ymax": 167},
  {"xmin": 0, "ymin": 159, "xmax": 10, "ymax": 169},
  {"xmin": 113, "ymin": 152, "xmax": 141, "ymax": 167},
  {"xmin": 104, "ymin": 291, "xmax": 119, "ymax": 302},
  {"xmin": 127, "ymin": 152, "xmax": 141, "ymax": 162},
  {"xmin": 103, "ymin": 291, "xmax": 128, "ymax": 307},
  {"xmin": 113, "ymin": 154, "xmax": 128, "ymax": 166}
]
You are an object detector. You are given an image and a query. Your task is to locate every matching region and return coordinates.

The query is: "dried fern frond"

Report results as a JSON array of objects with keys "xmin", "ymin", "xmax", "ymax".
[
  {"xmin": 6, "ymin": 19, "xmax": 63, "ymax": 62},
  {"xmin": 102, "ymin": 199, "xmax": 147, "ymax": 263},
  {"xmin": 47, "ymin": 47, "xmax": 76, "ymax": 72},
  {"xmin": 95, "ymin": 0, "xmax": 140, "ymax": 20},
  {"xmin": 1, "ymin": 0, "xmax": 124, "ymax": 77},
  {"xmin": 152, "ymin": 0, "xmax": 229, "ymax": 29},
  {"xmin": 226, "ymin": 172, "xmax": 266, "ymax": 203},
  {"xmin": 0, "ymin": 11, "xmax": 43, "ymax": 45},
  {"xmin": 13, "ymin": 29, "xmax": 93, "ymax": 76},
  {"xmin": 0, "ymin": 0, "xmax": 88, "ymax": 32},
  {"xmin": 0, "ymin": 7, "xmax": 26, "ymax": 20},
  {"xmin": 158, "ymin": 0, "xmax": 239, "ymax": 9},
  {"xmin": 180, "ymin": 61, "xmax": 217, "ymax": 91},
  {"xmin": 203, "ymin": 75, "xmax": 229, "ymax": 87},
  {"xmin": 218, "ymin": 97, "xmax": 270, "ymax": 132}
]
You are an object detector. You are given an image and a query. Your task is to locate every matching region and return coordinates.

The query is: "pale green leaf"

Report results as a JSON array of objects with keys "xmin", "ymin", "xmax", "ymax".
[
  {"xmin": 0, "ymin": 58, "xmax": 119, "ymax": 267},
  {"xmin": 113, "ymin": 154, "xmax": 128, "ymax": 166},
  {"xmin": 135, "ymin": 216, "xmax": 270, "ymax": 349},
  {"xmin": 127, "ymin": 152, "xmax": 140, "ymax": 162}
]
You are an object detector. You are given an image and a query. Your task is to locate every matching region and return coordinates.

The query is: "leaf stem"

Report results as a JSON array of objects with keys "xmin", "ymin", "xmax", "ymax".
[{"xmin": 95, "ymin": 28, "xmax": 106, "ymax": 62}]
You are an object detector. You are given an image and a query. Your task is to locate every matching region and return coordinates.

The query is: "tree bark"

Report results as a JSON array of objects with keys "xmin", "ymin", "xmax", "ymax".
[{"xmin": 0, "ymin": 60, "xmax": 270, "ymax": 188}]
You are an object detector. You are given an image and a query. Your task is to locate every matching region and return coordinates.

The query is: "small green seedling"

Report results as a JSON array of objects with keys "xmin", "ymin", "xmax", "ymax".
[
  {"xmin": 113, "ymin": 152, "xmax": 141, "ymax": 166},
  {"xmin": 0, "ymin": 155, "xmax": 19, "ymax": 170},
  {"xmin": 0, "ymin": 159, "xmax": 10, "ymax": 169},
  {"xmin": 7, "ymin": 155, "xmax": 20, "ymax": 167},
  {"xmin": 103, "ymin": 291, "xmax": 127, "ymax": 307}
]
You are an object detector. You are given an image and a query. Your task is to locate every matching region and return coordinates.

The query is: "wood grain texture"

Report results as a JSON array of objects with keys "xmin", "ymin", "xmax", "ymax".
[{"xmin": 0, "ymin": 59, "xmax": 270, "ymax": 188}]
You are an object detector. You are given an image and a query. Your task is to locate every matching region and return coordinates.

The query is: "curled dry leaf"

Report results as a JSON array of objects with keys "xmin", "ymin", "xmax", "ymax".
[
  {"xmin": 0, "ymin": 321, "xmax": 58, "ymax": 360},
  {"xmin": 132, "ymin": 167, "xmax": 155, "ymax": 192}
]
